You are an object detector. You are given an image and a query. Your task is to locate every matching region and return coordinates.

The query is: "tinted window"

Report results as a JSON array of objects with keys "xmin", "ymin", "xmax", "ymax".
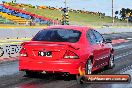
[
  {"xmin": 86, "ymin": 30, "xmax": 97, "ymax": 44},
  {"xmin": 92, "ymin": 30, "xmax": 104, "ymax": 43},
  {"xmin": 32, "ymin": 28, "xmax": 81, "ymax": 43}
]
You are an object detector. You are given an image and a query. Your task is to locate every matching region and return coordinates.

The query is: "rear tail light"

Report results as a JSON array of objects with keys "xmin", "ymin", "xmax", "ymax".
[
  {"xmin": 19, "ymin": 48, "xmax": 28, "ymax": 57},
  {"xmin": 21, "ymin": 42, "xmax": 25, "ymax": 46},
  {"xmin": 64, "ymin": 50, "xmax": 79, "ymax": 59}
]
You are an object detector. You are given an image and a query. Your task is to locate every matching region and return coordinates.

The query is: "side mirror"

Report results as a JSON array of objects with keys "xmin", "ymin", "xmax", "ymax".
[{"xmin": 104, "ymin": 38, "xmax": 112, "ymax": 43}]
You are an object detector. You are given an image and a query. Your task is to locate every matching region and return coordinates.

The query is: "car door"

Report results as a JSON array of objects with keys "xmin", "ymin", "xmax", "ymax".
[
  {"xmin": 86, "ymin": 30, "xmax": 103, "ymax": 68},
  {"xmin": 92, "ymin": 30, "xmax": 110, "ymax": 66}
]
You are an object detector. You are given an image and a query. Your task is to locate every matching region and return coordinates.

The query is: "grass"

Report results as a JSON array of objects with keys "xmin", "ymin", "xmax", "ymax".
[{"xmin": 12, "ymin": 6, "xmax": 127, "ymax": 27}]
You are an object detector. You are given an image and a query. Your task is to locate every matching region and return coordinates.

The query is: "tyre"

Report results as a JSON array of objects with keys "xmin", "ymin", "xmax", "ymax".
[
  {"xmin": 85, "ymin": 59, "xmax": 92, "ymax": 75},
  {"xmin": 106, "ymin": 53, "xmax": 115, "ymax": 69},
  {"xmin": 76, "ymin": 59, "xmax": 93, "ymax": 84}
]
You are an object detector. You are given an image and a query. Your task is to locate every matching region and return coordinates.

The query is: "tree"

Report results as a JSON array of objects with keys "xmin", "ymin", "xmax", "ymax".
[
  {"xmin": 120, "ymin": 8, "xmax": 126, "ymax": 20},
  {"xmin": 115, "ymin": 11, "xmax": 118, "ymax": 18},
  {"xmin": 119, "ymin": 8, "xmax": 132, "ymax": 22}
]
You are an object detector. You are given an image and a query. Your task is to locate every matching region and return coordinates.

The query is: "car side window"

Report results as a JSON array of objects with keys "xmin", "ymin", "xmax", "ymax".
[
  {"xmin": 92, "ymin": 30, "xmax": 104, "ymax": 43},
  {"xmin": 86, "ymin": 30, "xmax": 97, "ymax": 44}
]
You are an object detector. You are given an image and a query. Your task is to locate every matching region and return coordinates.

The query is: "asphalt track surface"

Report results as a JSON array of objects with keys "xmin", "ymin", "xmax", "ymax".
[{"xmin": 0, "ymin": 33, "xmax": 132, "ymax": 88}]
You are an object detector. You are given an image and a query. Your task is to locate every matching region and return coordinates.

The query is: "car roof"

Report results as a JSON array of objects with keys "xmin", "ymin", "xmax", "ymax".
[{"xmin": 45, "ymin": 25, "xmax": 92, "ymax": 31}]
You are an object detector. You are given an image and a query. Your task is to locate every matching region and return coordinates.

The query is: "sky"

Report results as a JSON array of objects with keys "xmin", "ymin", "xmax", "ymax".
[{"xmin": 1, "ymin": 0, "xmax": 132, "ymax": 16}]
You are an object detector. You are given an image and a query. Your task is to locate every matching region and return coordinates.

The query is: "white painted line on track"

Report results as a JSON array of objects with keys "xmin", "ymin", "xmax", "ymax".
[
  {"xmin": 114, "ymin": 45, "xmax": 127, "ymax": 50},
  {"xmin": 127, "ymin": 38, "xmax": 132, "ymax": 40},
  {"xmin": 115, "ymin": 51, "xmax": 132, "ymax": 60},
  {"xmin": 113, "ymin": 43, "xmax": 132, "ymax": 50}
]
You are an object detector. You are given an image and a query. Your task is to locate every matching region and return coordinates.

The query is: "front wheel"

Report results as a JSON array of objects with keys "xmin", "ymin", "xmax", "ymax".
[{"xmin": 106, "ymin": 53, "xmax": 115, "ymax": 69}]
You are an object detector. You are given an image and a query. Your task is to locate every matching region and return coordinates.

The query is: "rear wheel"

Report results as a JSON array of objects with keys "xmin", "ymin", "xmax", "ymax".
[
  {"xmin": 76, "ymin": 59, "xmax": 93, "ymax": 84},
  {"xmin": 85, "ymin": 59, "xmax": 92, "ymax": 75}
]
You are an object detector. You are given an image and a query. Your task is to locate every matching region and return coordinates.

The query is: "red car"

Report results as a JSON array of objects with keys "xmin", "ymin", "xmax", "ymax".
[{"xmin": 19, "ymin": 25, "xmax": 114, "ymax": 77}]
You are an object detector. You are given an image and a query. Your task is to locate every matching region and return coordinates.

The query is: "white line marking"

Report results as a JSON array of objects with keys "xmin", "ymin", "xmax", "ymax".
[
  {"xmin": 114, "ymin": 45, "xmax": 126, "ymax": 49},
  {"xmin": 127, "ymin": 38, "xmax": 132, "ymax": 40},
  {"xmin": 115, "ymin": 51, "xmax": 132, "ymax": 60}
]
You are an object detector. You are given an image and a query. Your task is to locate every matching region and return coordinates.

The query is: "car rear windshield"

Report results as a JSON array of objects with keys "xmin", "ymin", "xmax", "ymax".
[{"xmin": 32, "ymin": 28, "xmax": 81, "ymax": 43}]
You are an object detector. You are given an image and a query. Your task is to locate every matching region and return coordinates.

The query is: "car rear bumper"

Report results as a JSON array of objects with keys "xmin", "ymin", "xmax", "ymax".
[{"xmin": 19, "ymin": 58, "xmax": 85, "ymax": 75}]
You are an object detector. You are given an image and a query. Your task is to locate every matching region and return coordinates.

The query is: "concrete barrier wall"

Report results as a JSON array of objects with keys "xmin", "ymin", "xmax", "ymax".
[
  {"xmin": 96, "ymin": 28, "xmax": 132, "ymax": 34},
  {"xmin": 0, "ymin": 28, "xmax": 42, "ymax": 39},
  {"xmin": 0, "ymin": 44, "xmax": 21, "ymax": 58},
  {"xmin": 0, "ymin": 28, "xmax": 132, "ymax": 39}
]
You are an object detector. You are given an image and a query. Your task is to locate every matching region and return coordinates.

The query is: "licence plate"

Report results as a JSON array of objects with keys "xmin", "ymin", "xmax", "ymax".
[{"xmin": 38, "ymin": 51, "xmax": 52, "ymax": 57}]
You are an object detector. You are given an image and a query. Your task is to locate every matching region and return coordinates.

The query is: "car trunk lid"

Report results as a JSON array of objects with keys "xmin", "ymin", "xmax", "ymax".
[{"xmin": 23, "ymin": 41, "xmax": 69, "ymax": 60}]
